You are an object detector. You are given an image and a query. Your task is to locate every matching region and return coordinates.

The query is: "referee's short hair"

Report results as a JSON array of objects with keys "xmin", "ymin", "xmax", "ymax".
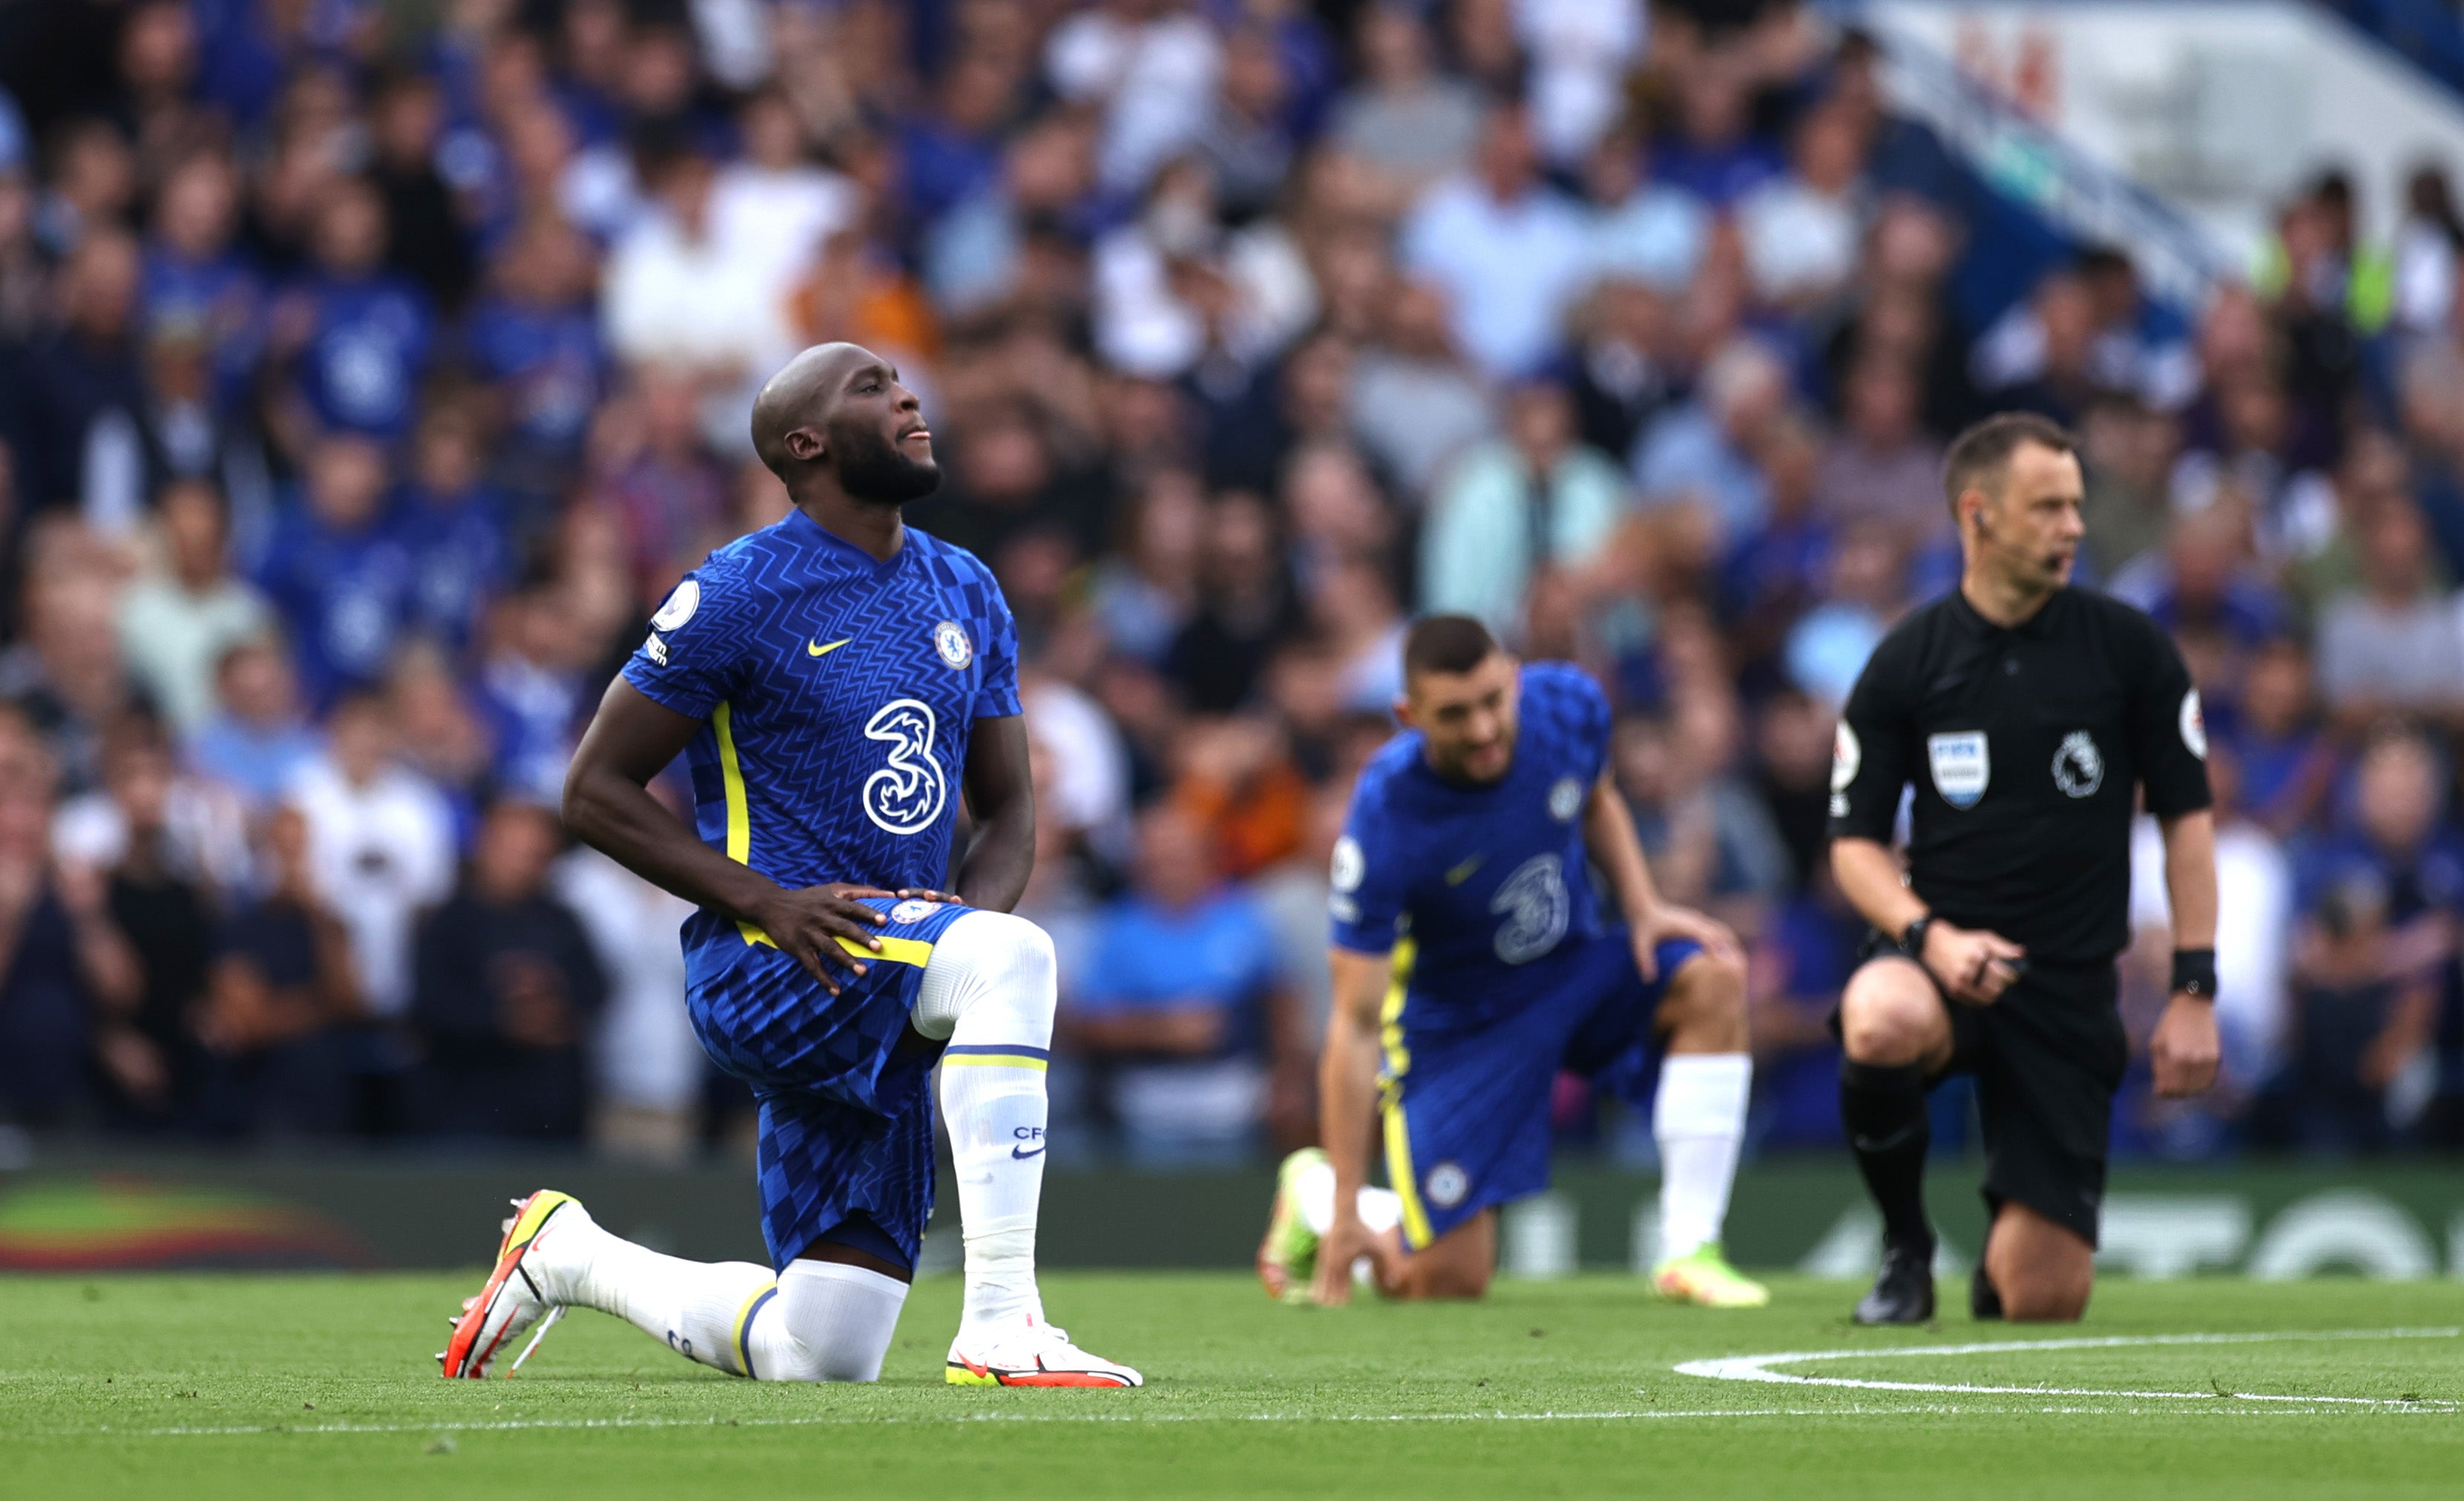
[
  {"xmin": 1403, "ymin": 614, "xmax": 1500, "ymax": 680},
  {"xmin": 1942, "ymin": 411, "xmax": 2078, "ymax": 517}
]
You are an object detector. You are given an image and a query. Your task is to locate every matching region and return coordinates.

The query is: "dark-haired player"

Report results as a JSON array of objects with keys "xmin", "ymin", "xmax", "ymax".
[
  {"xmin": 1829, "ymin": 412, "xmax": 2219, "ymax": 1325},
  {"xmin": 441, "ymin": 344, "xmax": 1139, "ymax": 1387},
  {"xmin": 1258, "ymin": 617, "xmax": 1767, "ymax": 1307}
]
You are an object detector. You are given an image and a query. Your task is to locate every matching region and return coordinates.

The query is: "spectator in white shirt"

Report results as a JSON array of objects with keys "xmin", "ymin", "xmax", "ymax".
[
  {"xmin": 1399, "ymin": 100, "xmax": 1592, "ymax": 379},
  {"xmin": 1513, "ymin": 0, "xmax": 1646, "ymax": 168},
  {"xmin": 709, "ymin": 88, "xmax": 857, "ymax": 303},
  {"xmin": 1738, "ymin": 99, "xmax": 1867, "ymax": 311},
  {"xmin": 116, "ymin": 479, "xmax": 274, "ymax": 736},
  {"xmin": 601, "ymin": 133, "xmax": 789, "ymax": 447},
  {"xmin": 1044, "ymin": 0, "xmax": 1223, "ymax": 195},
  {"xmin": 284, "ymin": 691, "xmax": 455, "ymax": 1019}
]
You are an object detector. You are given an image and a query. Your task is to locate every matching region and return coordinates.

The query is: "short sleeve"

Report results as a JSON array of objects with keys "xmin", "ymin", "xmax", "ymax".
[
  {"xmin": 1329, "ymin": 781, "xmax": 1410, "ymax": 954},
  {"xmin": 1571, "ymin": 669, "xmax": 1612, "ymax": 784},
  {"xmin": 2129, "ymin": 619, "xmax": 2214, "ymax": 820},
  {"xmin": 972, "ymin": 565, "xmax": 1022, "ymax": 719},
  {"xmin": 1827, "ymin": 636, "xmax": 1916, "ymax": 843},
  {"xmin": 621, "ymin": 565, "xmax": 752, "ymax": 720}
]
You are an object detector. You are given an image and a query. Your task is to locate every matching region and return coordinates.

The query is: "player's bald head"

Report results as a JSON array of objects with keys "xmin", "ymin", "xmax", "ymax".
[{"xmin": 749, "ymin": 342, "xmax": 873, "ymax": 476}]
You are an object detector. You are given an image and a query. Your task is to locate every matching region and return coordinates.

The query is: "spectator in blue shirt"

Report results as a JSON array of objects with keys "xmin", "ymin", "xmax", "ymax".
[
  {"xmin": 476, "ymin": 584, "xmax": 589, "ymax": 806},
  {"xmin": 898, "ymin": 52, "xmax": 1020, "ymax": 231},
  {"xmin": 275, "ymin": 179, "xmax": 434, "ymax": 440},
  {"xmin": 1747, "ymin": 870, "xmax": 1863, "ymax": 1149},
  {"xmin": 465, "ymin": 214, "xmax": 605, "ymax": 519},
  {"xmin": 255, "ymin": 435, "xmax": 414, "ymax": 708},
  {"xmin": 2224, "ymin": 637, "xmax": 2339, "ymax": 841},
  {"xmin": 1065, "ymin": 803, "xmax": 1301, "ymax": 1166},
  {"xmin": 141, "ymin": 150, "xmax": 262, "ymax": 401},
  {"xmin": 2281, "ymin": 728, "xmax": 2464, "ymax": 1149},
  {"xmin": 1652, "ymin": 61, "xmax": 1785, "ymax": 208},
  {"xmin": 188, "ymin": 637, "xmax": 322, "ymax": 810},
  {"xmin": 392, "ymin": 404, "xmax": 510, "ymax": 655}
]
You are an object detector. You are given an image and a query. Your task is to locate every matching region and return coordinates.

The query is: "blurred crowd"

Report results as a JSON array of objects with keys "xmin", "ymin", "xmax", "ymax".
[{"xmin": 0, "ymin": 0, "xmax": 2460, "ymax": 1165}]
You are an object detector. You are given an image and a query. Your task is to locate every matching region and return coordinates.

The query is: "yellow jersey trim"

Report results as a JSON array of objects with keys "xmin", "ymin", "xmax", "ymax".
[
  {"xmin": 1376, "ymin": 939, "xmax": 1432, "ymax": 1248},
  {"xmin": 939, "ymin": 1052, "xmax": 1050, "ymax": 1071}
]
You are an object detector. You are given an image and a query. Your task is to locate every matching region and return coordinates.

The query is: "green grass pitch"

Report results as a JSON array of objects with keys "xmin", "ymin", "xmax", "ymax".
[{"xmin": 6, "ymin": 1272, "xmax": 2460, "ymax": 1498}]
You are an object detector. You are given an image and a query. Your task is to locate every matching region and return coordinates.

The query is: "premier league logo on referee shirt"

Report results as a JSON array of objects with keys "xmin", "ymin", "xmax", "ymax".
[
  {"xmin": 1926, "ymin": 732, "xmax": 1989, "ymax": 809},
  {"xmin": 2051, "ymin": 731, "xmax": 2105, "ymax": 798}
]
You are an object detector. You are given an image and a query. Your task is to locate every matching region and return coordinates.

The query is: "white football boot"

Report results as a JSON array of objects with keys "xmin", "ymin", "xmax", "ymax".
[{"xmin": 945, "ymin": 1314, "xmax": 1143, "ymax": 1387}]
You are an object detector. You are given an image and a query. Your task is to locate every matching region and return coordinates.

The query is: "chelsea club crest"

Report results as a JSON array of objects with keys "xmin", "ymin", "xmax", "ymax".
[{"xmin": 934, "ymin": 620, "xmax": 973, "ymax": 669}]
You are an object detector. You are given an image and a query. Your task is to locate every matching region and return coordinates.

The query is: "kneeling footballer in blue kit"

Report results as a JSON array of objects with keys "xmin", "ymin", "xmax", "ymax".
[
  {"xmin": 1258, "ymin": 615, "xmax": 1768, "ymax": 1307},
  {"xmin": 440, "ymin": 343, "xmax": 1137, "ymax": 1387}
]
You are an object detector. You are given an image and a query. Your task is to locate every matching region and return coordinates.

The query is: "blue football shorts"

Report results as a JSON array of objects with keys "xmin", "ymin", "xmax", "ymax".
[
  {"xmin": 1380, "ymin": 930, "xmax": 1704, "ymax": 1249},
  {"xmin": 686, "ymin": 895, "xmax": 981, "ymax": 1271}
]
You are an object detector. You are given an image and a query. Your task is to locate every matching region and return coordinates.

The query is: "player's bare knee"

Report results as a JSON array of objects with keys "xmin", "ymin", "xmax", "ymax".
[
  {"xmin": 1839, "ymin": 967, "xmax": 1939, "ymax": 1066},
  {"xmin": 1664, "ymin": 947, "xmax": 1750, "ymax": 1051},
  {"xmin": 1999, "ymin": 1275, "xmax": 2090, "ymax": 1323},
  {"xmin": 1399, "ymin": 1259, "xmax": 1491, "ymax": 1300}
]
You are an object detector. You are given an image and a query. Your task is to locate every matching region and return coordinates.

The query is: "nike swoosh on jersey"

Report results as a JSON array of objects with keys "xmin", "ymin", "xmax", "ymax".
[
  {"xmin": 1444, "ymin": 855, "xmax": 1483, "ymax": 885},
  {"xmin": 807, "ymin": 637, "xmax": 852, "ymax": 657},
  {"xmin": 1011, "ymin": 1144, "xmax": 1047, "ymax": 1160}
]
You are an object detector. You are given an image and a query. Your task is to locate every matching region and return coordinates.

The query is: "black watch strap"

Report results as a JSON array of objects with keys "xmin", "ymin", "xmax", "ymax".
[
  {"xmin": 2172, "ymin": 947, "xmax": 2218, "ymax": 999},
  {"xmin": 1897, "ymin": 913, "xmax": 1934, "ymax": 962}
]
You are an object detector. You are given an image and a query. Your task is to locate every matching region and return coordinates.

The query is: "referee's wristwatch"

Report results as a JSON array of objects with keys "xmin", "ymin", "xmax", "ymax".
[
  {"xmin": 2171, "ymin": 947, "xmax": 2218, "ymax": 1001},
  {"xmin": 1896, "ymin": 913, "xmax": 1935, "ymax": 967}
]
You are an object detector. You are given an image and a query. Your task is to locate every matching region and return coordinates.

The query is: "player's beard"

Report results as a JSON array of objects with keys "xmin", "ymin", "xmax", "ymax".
[{"xmin": 836, "ymin": 424, "xmax": 941, "ymax": 505}]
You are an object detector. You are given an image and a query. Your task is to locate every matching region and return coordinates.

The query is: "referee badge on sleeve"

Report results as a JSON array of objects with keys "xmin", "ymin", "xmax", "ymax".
[{"xmin": 1926, "ymin": 731, "xmax": 1990, "ymax": 809}]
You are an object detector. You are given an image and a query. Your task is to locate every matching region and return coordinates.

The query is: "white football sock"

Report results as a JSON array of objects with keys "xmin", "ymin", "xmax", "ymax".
[
  {"xmin": 913, "ymin": 910, "xmax": 1057, "ymax": 1339},
  {"xmin": 1653, "ymin": 1052, "xmax": 1752, "ymax": 1261},
  {"xmin": 534, "ymin": 1207, "xmax": 773, "ymax": 1376},
  {"xmin": 1292, "ymin": 1155, "xmax": 1404, "ymax": 1238},
  {"xmin": 749, "ymin": 1260, "xmax": 910, "ymax": 1382}
]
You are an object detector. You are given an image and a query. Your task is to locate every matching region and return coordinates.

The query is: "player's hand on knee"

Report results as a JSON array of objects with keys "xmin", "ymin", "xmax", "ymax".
[
  {"xmin": 755, "ymin": 883, "xmax": 896, "ymax": 994},
  {"xmin": 1922, "ymin": 924, "xmax": 2026, "ymax": 1005},
  {"xmin": 1631, "ymin": 901, "xmax": 1743, "ymax": 979},
  {"xmin": 893, "ymin": 887, "xmax": 962, "ymax": 905},
  {"xmin": 2149, "ymin": 994, "xmax": 2221, "ymax": 1097}
]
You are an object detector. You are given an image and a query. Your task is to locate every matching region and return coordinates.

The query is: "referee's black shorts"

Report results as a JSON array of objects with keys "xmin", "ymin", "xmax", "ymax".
[{"xmin": 1837, "ymin": 935, "xmax": 2128, "ymax": 1247}]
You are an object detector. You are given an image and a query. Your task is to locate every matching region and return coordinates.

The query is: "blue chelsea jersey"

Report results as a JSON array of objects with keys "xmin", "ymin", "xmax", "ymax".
[
  {"xmin": 1330, "ymin": 662, "xmax": 1613, "ymax": 1028},
  {"xmin": 621, "ymin": 510, "xmax": 1021, "ymax": 974}
]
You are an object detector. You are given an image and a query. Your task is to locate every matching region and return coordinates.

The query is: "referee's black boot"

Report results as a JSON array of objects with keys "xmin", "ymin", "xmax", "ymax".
[
  {"xmin": 1853, "ymin": 1240, "xmax": 1936, "ymax": 1325},
  {"xmin": 1970, "ymin": 1262, "xmax": 2004, "ymax": 1321}
]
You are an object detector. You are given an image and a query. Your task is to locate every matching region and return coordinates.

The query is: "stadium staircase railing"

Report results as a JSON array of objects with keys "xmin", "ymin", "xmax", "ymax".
[{"xmin": 1826, "ymin": 1, "xmax": 2237, "ymax": 321}]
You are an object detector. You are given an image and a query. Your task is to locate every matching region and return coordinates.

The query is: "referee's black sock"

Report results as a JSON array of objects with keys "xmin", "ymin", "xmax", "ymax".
[{"xmin": 1839, "ymin": 1060, "xmax": 1933, "ymax": 1252}]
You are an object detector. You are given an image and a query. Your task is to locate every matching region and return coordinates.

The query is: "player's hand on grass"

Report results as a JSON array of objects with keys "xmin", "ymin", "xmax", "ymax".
[
  {"xmin": 1313, "ymin": 1212, "xmax": 1376, "ymax": 1307},
  {"xmin": 1631, "ymin": 902, "xmax": 1744, "ymax": 980},
  {"xmin": 752, "ymin": 882, "xmax": 898, "ymax": 995},
  {"xmin": 1920, "ymin": 922, "xmax": 2027, "ymax": 1005},
  {"xmin": 2150, "ymin": 993, "xmax": 2221, "ymax": 1097}
]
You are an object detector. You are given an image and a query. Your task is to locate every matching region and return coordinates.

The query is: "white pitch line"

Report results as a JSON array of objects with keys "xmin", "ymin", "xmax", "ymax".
[
  {"xmin": 30, "ymin": 1402, "xmax": 2454, "ymax": 1440},
  {"xmin": 1674, "ymin": 1326, "xmax": 2463, "ymax": 1408},
  {"xmin": 19, "ymin": 1327, "xmax": 2457, "ymax": 1440}
]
